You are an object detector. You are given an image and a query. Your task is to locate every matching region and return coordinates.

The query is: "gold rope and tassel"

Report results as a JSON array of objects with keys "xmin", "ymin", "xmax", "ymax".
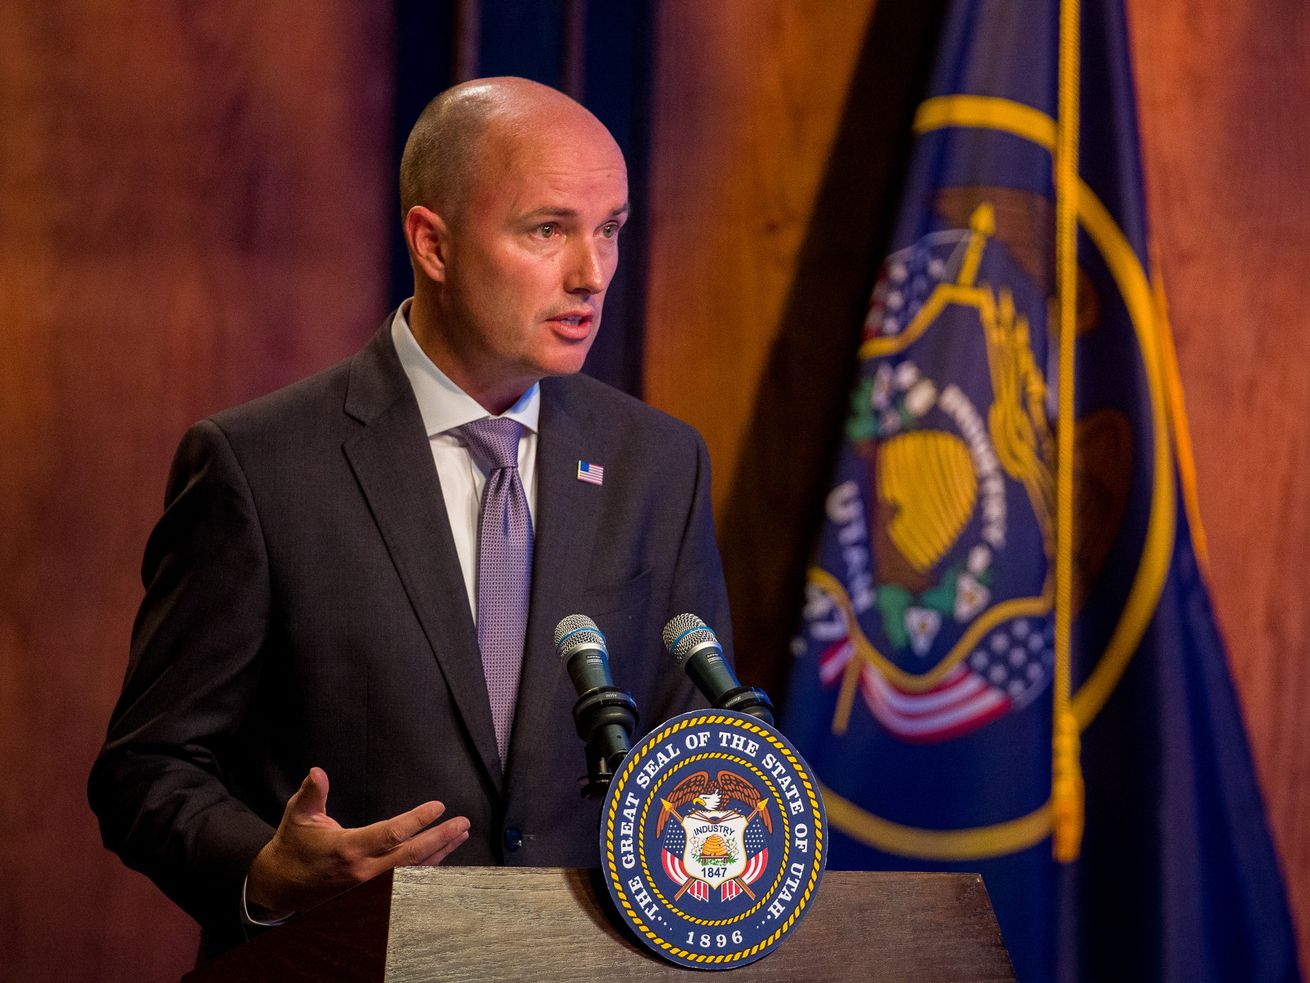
[{"xmin": 1051, "ymin": 0, "xmax": 1085, "ymax": 863}]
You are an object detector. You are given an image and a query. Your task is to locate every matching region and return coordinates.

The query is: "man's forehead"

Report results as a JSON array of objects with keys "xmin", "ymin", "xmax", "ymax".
[
  {"xmin": 458, "ymin": 102, "xmax": 628, "ymax": 216},
  {"xmin": 493, "ymin": 148, "xmax": 628, "ymax": 215}
]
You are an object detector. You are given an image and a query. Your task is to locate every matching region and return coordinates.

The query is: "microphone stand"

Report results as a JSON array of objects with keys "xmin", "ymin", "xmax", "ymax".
[
  {"xmin": 714, "ymin": 685, "xmax": 776, "ymax": 725},
  {"xmin": 572, "ymin": 686, "xmax": 638, "ymax": 799}
]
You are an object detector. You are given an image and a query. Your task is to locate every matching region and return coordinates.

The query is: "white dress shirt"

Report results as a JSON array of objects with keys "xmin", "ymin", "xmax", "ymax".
[{"xmin": 391, "ymin": 300, "xmax": 540, "ymax": 621}]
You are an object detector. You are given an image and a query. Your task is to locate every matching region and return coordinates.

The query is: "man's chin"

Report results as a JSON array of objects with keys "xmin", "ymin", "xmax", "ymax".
[{"xmin": 538, "ymin": 342, "xmax": 596, "ymax": 378}]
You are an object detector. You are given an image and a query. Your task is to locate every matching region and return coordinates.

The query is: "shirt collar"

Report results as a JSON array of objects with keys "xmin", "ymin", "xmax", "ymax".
[{"xmin": 391, "ymin": 300, "xmax": 540, "ymax": 438}]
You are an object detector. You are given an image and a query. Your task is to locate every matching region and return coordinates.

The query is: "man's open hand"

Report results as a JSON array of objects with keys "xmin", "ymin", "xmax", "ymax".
[{"xmin": 246, "ymin": 767, "xmax": 470, "ymax": 916}]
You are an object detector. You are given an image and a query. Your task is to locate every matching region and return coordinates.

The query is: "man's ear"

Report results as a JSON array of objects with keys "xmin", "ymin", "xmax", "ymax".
[{"xmin": 405, "ymin": 206, "xmax": 450, "ymax": 283}]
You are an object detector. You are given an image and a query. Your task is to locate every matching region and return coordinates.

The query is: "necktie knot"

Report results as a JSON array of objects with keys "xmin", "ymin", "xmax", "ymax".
[{"xmin": 458, "ymin": 417, "xmax": 524, "ymax": 473}]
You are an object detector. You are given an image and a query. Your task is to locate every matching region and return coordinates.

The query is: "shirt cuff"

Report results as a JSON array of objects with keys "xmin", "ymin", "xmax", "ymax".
[{"xmin": 241, "ymin": 875, "xmax": 294, "ymax": 927}]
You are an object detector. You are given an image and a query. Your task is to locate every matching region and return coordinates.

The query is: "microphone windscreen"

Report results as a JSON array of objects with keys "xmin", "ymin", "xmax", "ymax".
[
  {"xmin": 555, "ymin": 614, "xmax": 607, "ymax": 659},
  {"xmin": 662, "ymin": 613, "xmax": 720, "ymax": 669}
]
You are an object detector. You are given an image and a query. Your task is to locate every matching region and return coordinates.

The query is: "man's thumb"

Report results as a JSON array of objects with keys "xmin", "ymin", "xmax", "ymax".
[{"xmin": 287, "ymin": 766, "xmax": 330, "ymax": 819}]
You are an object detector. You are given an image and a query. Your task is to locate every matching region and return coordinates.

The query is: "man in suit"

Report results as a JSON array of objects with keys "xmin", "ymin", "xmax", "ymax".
[{"xmin": 89, "ymin": 76, "xmax": 731, "ymax": 956}]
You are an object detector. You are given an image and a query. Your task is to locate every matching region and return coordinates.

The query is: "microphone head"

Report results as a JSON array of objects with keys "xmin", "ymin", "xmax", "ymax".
[
  {"xmin": 555, "ymin": 614, "xmax": 607, "ymax": 660},
  {"xmin": 662, "ymin": 613, "xmax": 721, "ymax": 669}
]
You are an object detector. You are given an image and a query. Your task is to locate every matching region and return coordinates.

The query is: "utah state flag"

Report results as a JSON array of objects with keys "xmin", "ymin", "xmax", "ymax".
[{"xmin": 783, "ymin": 0, "xmax": 1300, "ymax": 979}]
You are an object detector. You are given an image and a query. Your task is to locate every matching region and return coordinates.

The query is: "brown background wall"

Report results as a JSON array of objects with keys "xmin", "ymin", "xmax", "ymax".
[
  {"xmin": 647, "ymin": 0, "xmax": 1310, "ymax": 978},
  {"xmin": 1128, "ymin": 7, "xmax": 1310, "ymax": 965},
  {"xmin": 0, "ymin": 3, "xmax": 393, "ymax": 979},
  {"xmin": 0, "ymin": 1, "xmax": 1304, "ymax": 980}
]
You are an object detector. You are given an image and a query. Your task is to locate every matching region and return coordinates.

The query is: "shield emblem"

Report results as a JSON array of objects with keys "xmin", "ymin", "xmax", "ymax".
[{"xmin": 680, "ymin": 810, "xmax": 748, "ymax": 884}]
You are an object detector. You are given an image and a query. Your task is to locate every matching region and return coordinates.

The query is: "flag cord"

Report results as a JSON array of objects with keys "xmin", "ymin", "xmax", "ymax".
[{"xmin": 1052, "ymin": 0, "xmax": 1086, "ymax": 863}]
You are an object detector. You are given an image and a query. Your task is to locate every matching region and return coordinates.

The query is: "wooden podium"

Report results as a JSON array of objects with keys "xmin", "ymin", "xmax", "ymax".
[{"xmin": 183, "ymin": 867, "xmax": 1014, "ymax": 981}]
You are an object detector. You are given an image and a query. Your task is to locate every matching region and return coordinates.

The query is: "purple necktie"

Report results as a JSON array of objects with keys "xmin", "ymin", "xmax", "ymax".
[{"xmin": 458, "ymin": 418, "xmax": 533, "ymax": 766}]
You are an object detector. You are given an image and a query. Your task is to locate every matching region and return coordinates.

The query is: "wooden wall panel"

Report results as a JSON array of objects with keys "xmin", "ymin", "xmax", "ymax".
[
  {"xmin": 648, "ymin": 0, "xmax": 1308, "ymax": 975},
  {"xmin": 646, "ymin": 0, "xmax": 943, "ymax": 700},
  {"xmin": 646, "ymin": 0, "xmax": 879, "ymax": 507},
  {"xmin": 1129, "ymin": 0, "xmax": 1310, "ymax": 972},
  {"xmin": 0, "ymin": 3, "xmax": 393, "ymax": 980}
]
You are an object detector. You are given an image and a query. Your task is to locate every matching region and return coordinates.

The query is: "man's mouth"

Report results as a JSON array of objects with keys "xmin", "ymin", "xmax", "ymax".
[
  {"xmin": 548, "ymin": 310, "xmax": 595, "ymax": 336},
  {"xmin": 551, "ymin": 309, "xmax": 593, "ymax": 324}
]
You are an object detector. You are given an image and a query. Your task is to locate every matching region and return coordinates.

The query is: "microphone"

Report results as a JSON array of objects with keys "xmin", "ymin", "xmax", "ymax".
[
  {"xmin": 555, "ymin": 614, "xmax": 639, "ymax": 798},
  {"xmin": 662, "ymin": 613, "xmax": 775, "ymax": 725}
]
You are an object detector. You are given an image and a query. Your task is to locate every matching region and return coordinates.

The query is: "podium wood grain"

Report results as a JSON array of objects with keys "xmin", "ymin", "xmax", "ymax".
[{"xmin": 184, "ymin": 867, "xmax": 1014, "ymax": 981}]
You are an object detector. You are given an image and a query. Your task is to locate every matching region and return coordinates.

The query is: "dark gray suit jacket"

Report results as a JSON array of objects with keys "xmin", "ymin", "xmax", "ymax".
[{"xmin": 88, "ymin": 323, "xmax": 731, "ymax": 952}]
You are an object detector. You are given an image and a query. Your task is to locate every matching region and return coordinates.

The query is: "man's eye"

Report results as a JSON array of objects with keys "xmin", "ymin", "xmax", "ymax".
[
  {"xmin": 600, "ymin": 222, "xmax": 621, "ymax": 239},
  {"xmin": 536, "ymin": 223, "xmax": 558, "ymax": 238}
]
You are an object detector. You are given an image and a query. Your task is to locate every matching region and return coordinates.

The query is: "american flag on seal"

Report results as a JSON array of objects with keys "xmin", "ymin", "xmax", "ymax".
[{"xmin": 659, "ymin": 821, "xmax": 769, "ymax": 902}]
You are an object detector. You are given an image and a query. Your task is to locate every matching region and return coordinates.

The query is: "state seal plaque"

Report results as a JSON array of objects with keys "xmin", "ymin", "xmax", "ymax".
[{"xmin": 600, "ymin": 710, "xmax": 827, "ymax": 969}]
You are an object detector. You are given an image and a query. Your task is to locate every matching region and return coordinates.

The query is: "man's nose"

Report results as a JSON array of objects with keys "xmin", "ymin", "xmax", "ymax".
[{"xmin": 564, "ymin": 238, "xmax": 608, "ymax": 296}]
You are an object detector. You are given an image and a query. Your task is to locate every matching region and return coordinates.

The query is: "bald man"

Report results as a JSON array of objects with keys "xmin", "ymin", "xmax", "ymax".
[{"xmin": 89, "ymin": 78, "xmax": 732, "ymax": 957}]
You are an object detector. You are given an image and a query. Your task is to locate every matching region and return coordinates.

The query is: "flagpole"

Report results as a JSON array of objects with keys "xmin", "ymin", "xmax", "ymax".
[{"xmin": 1052, "ymin": 0, "xmax": 1086, "ymax": 864}]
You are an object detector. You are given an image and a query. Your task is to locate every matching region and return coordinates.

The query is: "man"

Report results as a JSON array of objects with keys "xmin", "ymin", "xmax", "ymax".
[{"xmin": 89, "ymin": 77, "xmax": 732, "ymax": 956}]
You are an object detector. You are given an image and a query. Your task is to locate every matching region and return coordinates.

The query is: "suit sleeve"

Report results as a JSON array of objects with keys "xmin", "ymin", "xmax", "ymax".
[{"xmin": 88, "ymin": 419, "xmax": 277, "ymax": 937}]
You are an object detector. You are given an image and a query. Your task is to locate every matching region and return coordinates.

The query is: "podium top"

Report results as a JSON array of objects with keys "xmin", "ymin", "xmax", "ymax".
[{"xmin": 185, "ymin": 866, "xmax": 1014, "ymax": 982}]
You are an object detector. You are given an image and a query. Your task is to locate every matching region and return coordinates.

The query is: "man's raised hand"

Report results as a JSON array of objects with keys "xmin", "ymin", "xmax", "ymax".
[{"xmin": 246, "ymin": 767, "xmax": 470, "ymax": 916}]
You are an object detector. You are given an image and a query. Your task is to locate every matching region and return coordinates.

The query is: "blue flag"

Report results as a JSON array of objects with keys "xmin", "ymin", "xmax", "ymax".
[{"xmin": 784, "ymin": 1, "xmax": 1299, "ymax": 979}]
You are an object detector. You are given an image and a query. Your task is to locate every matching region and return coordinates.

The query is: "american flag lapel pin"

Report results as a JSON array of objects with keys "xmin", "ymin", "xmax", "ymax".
[{"xmin": 576, "ymin": 460, "xmax": 605, "ymax": 486}]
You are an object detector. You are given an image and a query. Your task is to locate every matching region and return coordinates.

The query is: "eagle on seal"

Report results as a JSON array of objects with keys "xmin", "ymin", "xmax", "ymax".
[{"xmin": 656, "ymin": 770, "xmax": 773, "ymax": 834}]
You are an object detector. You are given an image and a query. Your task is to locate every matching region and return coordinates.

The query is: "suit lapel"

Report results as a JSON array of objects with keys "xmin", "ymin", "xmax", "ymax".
[
  {"xmin": 506, "ymin": 378, "xmax": 608, "ymax": 791},
  {"xmin": 341, "ymin": 328, "xmax": 504, "ymax": 795}
]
